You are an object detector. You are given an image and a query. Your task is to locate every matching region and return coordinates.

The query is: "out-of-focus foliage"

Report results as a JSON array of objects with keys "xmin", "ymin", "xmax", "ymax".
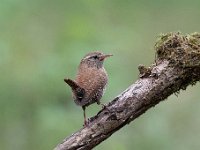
[{"xmin": 0, "ymin": 0, "xmax": 200, "ymax": 150}]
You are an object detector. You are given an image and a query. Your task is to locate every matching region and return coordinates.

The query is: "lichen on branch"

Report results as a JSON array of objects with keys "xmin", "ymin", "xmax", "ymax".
[{"xmin": 155, "ymin": 32, "xmax": 200, "ymax": 67}]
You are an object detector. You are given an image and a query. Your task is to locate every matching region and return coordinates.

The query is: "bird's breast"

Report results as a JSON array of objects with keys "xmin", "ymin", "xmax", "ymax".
[
  {"xmin": 76, "ymin": 67, "xmax": 108, "ymax": 91},
  {"xmin": 75, "ymin": 66, "xmax": 108, "ymax": 105}
]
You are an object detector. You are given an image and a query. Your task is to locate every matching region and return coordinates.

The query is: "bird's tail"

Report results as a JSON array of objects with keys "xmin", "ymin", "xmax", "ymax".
[
  {"xmin": 64, "ymin": 78, "xmax": 85, "ymax": 101},
  {"xmin": 64, "ymin": 78, "xmax": 79, "ymax": 89}
]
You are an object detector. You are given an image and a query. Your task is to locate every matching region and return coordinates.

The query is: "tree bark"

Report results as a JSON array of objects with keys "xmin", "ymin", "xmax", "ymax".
[{"xmin": 54, "ymin": 32, "xmax": 200, "ymax": 150}]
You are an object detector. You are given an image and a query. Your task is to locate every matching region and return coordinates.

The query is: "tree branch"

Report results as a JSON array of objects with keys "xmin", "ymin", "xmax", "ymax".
[{"xmin": 54, "ymin": 32, "xmax": 200, "ymax": 150}]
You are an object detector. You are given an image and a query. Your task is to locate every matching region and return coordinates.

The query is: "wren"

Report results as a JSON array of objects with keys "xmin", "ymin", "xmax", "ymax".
[{"xmin": 64, "ymin": 51, "xmax": 112, "ymax": 126}]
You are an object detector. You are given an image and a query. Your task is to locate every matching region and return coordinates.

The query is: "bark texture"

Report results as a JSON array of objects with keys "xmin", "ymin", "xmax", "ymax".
[{"xmin": 54, "ymin": 32, "xmax": 200, "ymax": 150}]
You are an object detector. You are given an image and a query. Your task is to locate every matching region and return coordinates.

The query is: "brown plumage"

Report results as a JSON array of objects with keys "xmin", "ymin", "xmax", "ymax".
[{"xmin": 64, "ymin": 51, "xmax": 112, "ymax": 125}]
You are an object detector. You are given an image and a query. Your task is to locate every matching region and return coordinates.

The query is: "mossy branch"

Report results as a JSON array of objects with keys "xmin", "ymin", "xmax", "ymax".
[{"xmin": 54, "ymin": 32, "xmax": 200, "ymax": 150}]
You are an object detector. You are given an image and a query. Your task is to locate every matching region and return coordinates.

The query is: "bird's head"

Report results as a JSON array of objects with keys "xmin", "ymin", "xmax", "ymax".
[{"xmin": 80, "ymin": 51, "xmax": 113, "ymax": 68}]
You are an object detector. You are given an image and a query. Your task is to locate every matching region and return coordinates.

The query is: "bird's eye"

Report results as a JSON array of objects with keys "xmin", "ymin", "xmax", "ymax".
[{"xmin": 93, "ymin": 55, "xmax": 98, "ymax": 59}]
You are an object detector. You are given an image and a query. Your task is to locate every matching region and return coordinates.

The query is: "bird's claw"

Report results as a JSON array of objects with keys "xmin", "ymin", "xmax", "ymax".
[
  {"xmin": 101, "ymin": 103, "xmax": 107, "ymax": 109},
  {"xmin": 83, "ymin": 118, "xmax": 89, "ymax": 127}
]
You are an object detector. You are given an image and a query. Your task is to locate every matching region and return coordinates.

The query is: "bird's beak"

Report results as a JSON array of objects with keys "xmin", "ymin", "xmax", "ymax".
[{"xmin": 99, "ymin": 54, "xmax": 113, "ymax": 61}]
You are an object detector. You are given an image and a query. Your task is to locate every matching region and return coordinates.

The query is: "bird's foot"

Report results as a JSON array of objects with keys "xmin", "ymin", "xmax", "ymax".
[
  {"xmin": 97, "ymin": 101, "xmax": 108, "ymax": 109},
  {"xmin": 83, "ymin": 118, "xmax": 89, "ymax": 127},
  {"xmin": 101, "ymin": 103, "xmax": 107, "ymax": 109},
  {"xmin": 100, "ymin": 103, "xmax": 112, "ymax": 114}
]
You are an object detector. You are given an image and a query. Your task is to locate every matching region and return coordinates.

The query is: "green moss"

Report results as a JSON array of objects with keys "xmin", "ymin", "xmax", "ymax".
[{"xmin": 155, "ymin": 32, "xmax": 200, "ymax": 68}]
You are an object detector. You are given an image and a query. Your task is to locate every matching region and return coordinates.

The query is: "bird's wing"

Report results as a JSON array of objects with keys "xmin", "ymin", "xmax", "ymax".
[
  {"xmin": 87, "ymin": 82, "xmax": 106, "ymax": 105},
  {"xmin": 64, "ymin": 78, "xmax": 85, "ymax": 101}
]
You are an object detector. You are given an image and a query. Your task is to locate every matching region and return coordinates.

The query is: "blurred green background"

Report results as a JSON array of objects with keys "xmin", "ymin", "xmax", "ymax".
[{"xmin": 1, "ymin": 0, "xmax": 200, "ymax": 150}]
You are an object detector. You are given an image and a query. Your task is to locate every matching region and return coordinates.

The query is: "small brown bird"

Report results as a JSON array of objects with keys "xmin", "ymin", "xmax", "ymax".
[{"xmin": 64, "ymin": 51, "xmax": 112, "ymax": 126}]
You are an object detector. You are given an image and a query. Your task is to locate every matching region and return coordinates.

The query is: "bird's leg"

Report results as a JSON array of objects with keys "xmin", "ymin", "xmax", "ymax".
[
  {"xmin": 82, "ymin": 106, "xmax": 88, "ymax": 126},
  {"xmin": 96, "ymin": 100, "xmax": 107, "ymax": 109}
]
